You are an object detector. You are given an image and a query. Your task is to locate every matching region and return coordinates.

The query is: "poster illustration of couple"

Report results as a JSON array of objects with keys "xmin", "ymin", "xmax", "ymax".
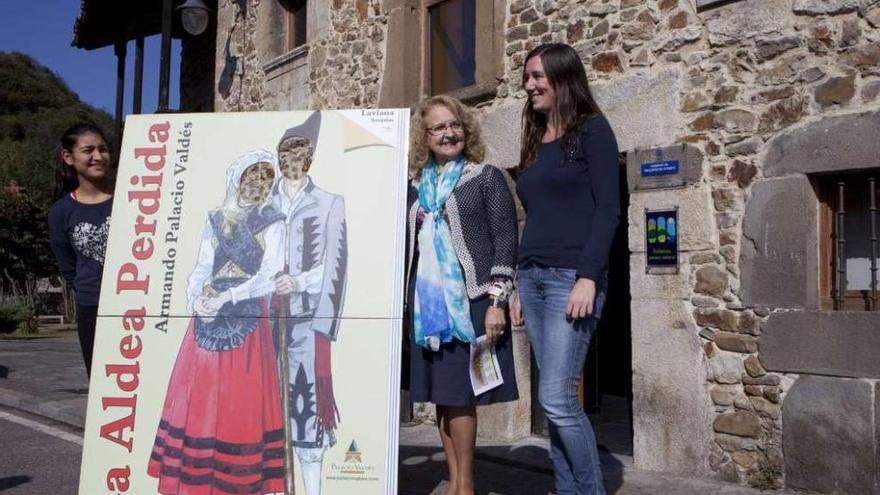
[{"xmin": 78, "ymin": 110, "xmax": 409, "ymax": 495}]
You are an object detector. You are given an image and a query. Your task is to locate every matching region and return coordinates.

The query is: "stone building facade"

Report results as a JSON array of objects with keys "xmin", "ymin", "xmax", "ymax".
[{"xmin": 176, "ymin": 0, "xmax": 880, "ymax": 492}]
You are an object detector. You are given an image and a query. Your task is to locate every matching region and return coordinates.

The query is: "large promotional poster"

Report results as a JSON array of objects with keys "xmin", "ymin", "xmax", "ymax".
[{"xmin": 78, "ymin": 110, "xmax": 409, "ymax": 495}]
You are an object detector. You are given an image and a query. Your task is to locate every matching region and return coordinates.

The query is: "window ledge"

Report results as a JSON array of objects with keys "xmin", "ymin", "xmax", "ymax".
[
  {"xmin": 442, "ymin": 83, "xmax": 498, "ymax": 106},
  {"xmin": 762, "ymin": 310, "xmax": 880, "ymax": 379},
  {"xmin": 263, "ymin": 45, "xmax": 309, "ymax": 76},
  {"xmin": 696, "ymin": 0, "xmax": 741, "ymax": 10}
]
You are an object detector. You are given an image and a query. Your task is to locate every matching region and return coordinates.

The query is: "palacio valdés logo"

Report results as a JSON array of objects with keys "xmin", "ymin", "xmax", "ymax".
[{"xmin": 328, "ymin": 438, "xmax": 378, "ymax": 482}]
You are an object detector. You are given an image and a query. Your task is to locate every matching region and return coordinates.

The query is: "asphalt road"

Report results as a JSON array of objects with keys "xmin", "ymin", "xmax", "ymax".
[
  {"xmin": 0, "ymin": 407, "xmax": 82, "ymax": 495},
  {"xmin": 0, "ymin": 404, "xmax": 801, "ymax": 495}
]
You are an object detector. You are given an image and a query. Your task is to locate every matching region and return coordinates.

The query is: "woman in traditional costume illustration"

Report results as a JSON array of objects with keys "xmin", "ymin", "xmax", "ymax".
[{"xmin": 148, "ymin": 150, "xmax": 287, "ymax": 495}]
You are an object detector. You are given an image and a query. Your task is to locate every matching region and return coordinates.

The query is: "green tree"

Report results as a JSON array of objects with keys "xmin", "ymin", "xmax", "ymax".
[
  {"xmin": 0, "ymin": 192, "xmax": 55, "ymax": 305},
  {"xmin": 0, "ymin": 51, "xmax": 115, "ymax": 209},
  {"xmin": 0, "ymin": 52, "xmax": 115, "ymax": 311}
]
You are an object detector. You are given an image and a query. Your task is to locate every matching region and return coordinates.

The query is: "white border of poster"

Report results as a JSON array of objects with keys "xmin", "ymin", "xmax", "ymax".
[{"xmin": 78, "ymin": 109, "xmax": 409, "ymax": 495}]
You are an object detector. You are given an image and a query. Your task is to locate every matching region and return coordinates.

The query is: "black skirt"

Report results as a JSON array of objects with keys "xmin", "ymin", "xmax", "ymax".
[{"xmin": 408, "ymin": 276, "xmax": 519, "ymax": 407}]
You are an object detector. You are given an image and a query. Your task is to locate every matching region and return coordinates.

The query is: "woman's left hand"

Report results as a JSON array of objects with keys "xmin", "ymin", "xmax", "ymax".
[
  {"xmin": 566, "ymin": 277, "xmax": 596, "ymax": 320},
  {"xmin": 203, "ymin": 291, "xmax": 232, "ymax": 314},
  {"xmin": 485, "ymin": 306, "xmax": 507, "ymax": 344}
]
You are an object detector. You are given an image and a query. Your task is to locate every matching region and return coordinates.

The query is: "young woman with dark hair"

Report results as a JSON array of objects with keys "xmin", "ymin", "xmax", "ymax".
[
  {"xmin": 511, "ymin": 43, "xmax": 620, "ymax": 495},
  {"xmin": 48, "ymin": 122, "xmax": 114, "ymax": 378}
]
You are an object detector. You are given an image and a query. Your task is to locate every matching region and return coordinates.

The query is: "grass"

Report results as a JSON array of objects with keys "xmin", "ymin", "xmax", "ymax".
[
  {"xmin": 748, "ymin": 460, "xmax": 783, "ymax": 491},
  {"xmin": 0, "ymin": 323, "xmax": 76, "ymax": 340}
]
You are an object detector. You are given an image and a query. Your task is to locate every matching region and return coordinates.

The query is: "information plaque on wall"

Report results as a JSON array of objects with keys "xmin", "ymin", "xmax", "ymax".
[
  {"xmin": 627, "ymin": 144, "xmax": 701, "ymax": 192},
  {"xmin": 646, "ymin": 207, "xmax": 679, "ymax": 274}
]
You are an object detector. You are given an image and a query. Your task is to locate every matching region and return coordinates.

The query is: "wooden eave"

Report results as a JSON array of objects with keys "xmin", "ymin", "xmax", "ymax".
[{"xmin": 72, "ymin": 0, "xmax": 186, "ymax": 50}]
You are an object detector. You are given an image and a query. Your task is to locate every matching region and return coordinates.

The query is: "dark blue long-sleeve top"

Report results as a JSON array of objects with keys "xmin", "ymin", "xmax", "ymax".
[
  {"xmin": 516, "ymin": 115, "xmax": 620, "ymax": 281},
  {"xmin": 48, "ymin": 194, "xmax": 113, "ymax": 306}
]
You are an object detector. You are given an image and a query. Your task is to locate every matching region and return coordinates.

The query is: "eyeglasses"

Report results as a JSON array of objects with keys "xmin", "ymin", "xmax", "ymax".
[{"xmin": 426, "ymin": 120, "xmax": 464, "ymax": 136}]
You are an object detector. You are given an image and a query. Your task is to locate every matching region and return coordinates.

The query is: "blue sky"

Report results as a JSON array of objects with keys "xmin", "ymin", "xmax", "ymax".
[{"xmin": 1, "ymin": 0, "xmax": 181, "ymax": 116}]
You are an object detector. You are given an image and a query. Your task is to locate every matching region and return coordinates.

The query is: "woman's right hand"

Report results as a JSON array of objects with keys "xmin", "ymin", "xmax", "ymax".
[
  {"xmin": 274, "ymin": 273, "xmax": 298, "ymax": 295},
  {"xmin": 193, "ymin": 296, "xmax": 216, "ymax": 322},
  {"xmin": 510, "ymin": 290, "xmax": 524, "ymax": 327}
]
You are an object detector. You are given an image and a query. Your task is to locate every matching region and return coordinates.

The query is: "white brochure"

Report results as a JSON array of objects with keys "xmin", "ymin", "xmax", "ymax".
[{"xmin": 469, "ymin": 335, "xmax": 504, "ymax": 396}]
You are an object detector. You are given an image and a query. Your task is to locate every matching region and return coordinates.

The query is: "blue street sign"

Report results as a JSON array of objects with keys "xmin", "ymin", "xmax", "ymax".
[{"xmin": 641, "ymin": 159, "xmax": 680, "ymax": 177}]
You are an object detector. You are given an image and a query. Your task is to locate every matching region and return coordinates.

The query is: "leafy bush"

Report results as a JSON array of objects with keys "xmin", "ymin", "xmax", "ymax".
[{"xmin": 0, "ymin": 302, "xmax": 35, "ymax": 334}]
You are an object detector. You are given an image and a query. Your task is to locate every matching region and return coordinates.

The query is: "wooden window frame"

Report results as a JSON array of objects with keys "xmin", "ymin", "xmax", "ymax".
[
  {"xmin": 421, "ymin": 0, "xmax": 503, "ymax": 104},
  {"xmin": 814, "ymin": 172, "xmax": 880, "ymax": 311},
  {"xmin": 285, "ymin": 0, "xmax": 308, "ymax": 52},
  {"xmin": 817, "ymin": 177, "xmax": 835, "ymax": 310}
]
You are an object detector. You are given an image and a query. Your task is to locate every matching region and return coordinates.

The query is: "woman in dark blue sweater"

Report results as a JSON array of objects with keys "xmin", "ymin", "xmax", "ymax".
[
  {"xmin": 48, "ymin": 123, "xmax": 114, "ymax": 378},
  {"xmin": 511, "ymin": 43, "xmax": 619, "ymax": 495}
]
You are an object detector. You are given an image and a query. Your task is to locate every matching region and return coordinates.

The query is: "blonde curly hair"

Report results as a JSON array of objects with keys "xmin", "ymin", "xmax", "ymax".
[{"xmin": 408, "ymin": 95, "xmax": 486, "ymax": 178}]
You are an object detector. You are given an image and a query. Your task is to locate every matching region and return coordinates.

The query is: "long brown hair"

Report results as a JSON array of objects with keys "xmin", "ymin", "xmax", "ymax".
[
  {"xmin": 55, "ymin": 122, "xmax": 109, "ymax": 198},
  {"xmin": 518, "ymin": 43, "xmax": 602, "ymax": 171},
  {"xmin": 409, "ymin": 95, "xmax": 486, "ymax": 178}
]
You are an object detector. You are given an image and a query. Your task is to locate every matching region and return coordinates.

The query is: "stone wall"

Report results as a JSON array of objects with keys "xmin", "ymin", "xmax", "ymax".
[
  {"xmin": 472, "ymin": 0, "xmax": 880, "ymax": 487},
  {"xmin": 214, "ymin": 0, "xmax": 269, "ymax": 112},
  {"xmin": 308, "ymin": 0, "xmax": 388, "ymax": 109},
  {"xmin": 204, "ymin": 0, "xmax": 880, "ymax": 489},
  {"xmin": 214, "ymin": 0, "xmax": 388, "ymax": 111}
]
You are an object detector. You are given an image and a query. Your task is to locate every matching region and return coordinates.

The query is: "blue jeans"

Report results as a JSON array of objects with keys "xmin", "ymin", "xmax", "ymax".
[{"xmin": 517, "ymin": 265, "xmax": 606, "ymax": 495}]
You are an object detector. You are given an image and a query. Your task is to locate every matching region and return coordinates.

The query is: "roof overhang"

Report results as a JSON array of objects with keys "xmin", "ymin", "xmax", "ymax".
[{"xmin": 72, "ymin": 0, "xmax": 191, "ymax": 50}]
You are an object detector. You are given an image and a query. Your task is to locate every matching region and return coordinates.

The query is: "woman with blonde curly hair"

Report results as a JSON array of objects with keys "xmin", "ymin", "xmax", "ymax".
[{"xmin": 405, "ymin": 95, "xmax": 519, "ymax": 495}]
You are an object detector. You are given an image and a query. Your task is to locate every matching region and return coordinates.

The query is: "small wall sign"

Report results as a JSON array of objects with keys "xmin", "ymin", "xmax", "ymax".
[
  {"xmin": 641, "ymin": 159, "xmax": 680, "ymax": 177},
  {"xmin": 646, "ymin": 207, "xmax": 679, "ymax": 274},
  {"xmin": 627, "ymin": 145, "xmax": 699, "ymax": 192}
]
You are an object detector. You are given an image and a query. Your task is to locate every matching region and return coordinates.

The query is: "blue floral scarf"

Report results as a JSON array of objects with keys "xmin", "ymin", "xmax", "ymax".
[{"xmin": 413, "ymin": 157, "xmax": 475, "ymax": 351}]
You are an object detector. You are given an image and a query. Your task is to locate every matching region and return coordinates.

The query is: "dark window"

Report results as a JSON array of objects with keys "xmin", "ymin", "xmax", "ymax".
[
  {"xmin": 283, "ymin": 0, "xmax": 307, "ymax": 50},
  {"xmin": 815, "ymin": 171, "xmax": 879, "ymax": 311},
  {"xmin": 428, "ymin": 0, "xmax": 476, "ymax": 95},
  {"xmin": 696, "ymin": 0, "xmax": 738, "ymax": 9}
]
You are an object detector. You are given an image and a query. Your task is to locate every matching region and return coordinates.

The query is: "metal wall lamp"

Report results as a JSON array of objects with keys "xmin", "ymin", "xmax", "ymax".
[{"xmin": 177, "ymin": 0, "xmax": 212, "ymax": 36}]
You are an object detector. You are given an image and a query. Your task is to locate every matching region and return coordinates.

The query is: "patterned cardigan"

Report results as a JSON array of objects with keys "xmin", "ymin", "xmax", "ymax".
[{"xmin": 405, "ymin": 162, "xmax": 518, "ymax": 300}]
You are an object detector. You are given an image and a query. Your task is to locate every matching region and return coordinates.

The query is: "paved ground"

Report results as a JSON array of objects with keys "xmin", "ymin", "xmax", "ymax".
[
  {"xmin": 0, "ymin": 407, "xmax": 83, "ymax": 495},
  {"xmin": 0, "ymin": 332, "xmax": 88, "ymax": 428},
  {"xmin": 0, "ymin": 334, "xmax": 811, "ymax": 494},
  {"xmin": 399, "ymin": 423, "xmax": 804, "ymax": 495}
]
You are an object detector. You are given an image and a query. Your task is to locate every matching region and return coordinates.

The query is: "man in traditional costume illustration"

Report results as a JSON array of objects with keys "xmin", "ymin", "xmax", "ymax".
[{"xmin": 272, "ymin": 112, "xmax": 347, "ymax": 495}]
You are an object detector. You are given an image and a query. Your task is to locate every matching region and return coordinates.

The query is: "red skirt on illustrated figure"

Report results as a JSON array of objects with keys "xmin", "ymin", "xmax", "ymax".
[{"xmin": 147, "ymin": 302, "xmax": 285, "ymax": 495}]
